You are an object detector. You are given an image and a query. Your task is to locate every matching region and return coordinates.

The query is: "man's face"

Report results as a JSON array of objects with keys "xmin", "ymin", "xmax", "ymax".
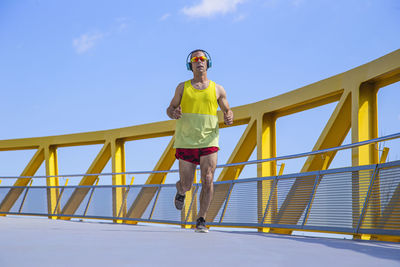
[{"xmin": 190, "ymin": 51, "xmax": 207, "ymax": 73}]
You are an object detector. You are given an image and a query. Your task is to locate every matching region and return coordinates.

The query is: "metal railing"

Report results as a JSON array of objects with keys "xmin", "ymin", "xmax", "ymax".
[
  {"xmin": 0, "ymin": 133, "xmax": 399, "ymax": 239},
  {"xmin": 1, "ymin": 132, "xmax": 399, "ymax": 180},
  {"xmin": 0, "ymin": 161, "xmax": 399, "ymax": 236}
]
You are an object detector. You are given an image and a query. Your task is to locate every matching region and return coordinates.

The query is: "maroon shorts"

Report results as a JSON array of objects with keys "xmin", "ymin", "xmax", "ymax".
[{"xmin": 175, "ymin": 147, "xmax": 219, "ymax": 165}]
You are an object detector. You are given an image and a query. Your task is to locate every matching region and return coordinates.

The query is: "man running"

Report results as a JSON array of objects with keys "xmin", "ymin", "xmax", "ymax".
[{"xmin": 166, "ymin": 49, "xmax": 234, "ymax": 233}]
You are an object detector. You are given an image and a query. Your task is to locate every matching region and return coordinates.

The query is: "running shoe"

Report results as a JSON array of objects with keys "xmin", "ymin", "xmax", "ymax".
[
  {"xmin": 195, "ymin": 217, "xmax": 209, "ymax": 233},
  {"xmin": 174, "ymin": 192, "xmax": 185, "ymax": 210}
]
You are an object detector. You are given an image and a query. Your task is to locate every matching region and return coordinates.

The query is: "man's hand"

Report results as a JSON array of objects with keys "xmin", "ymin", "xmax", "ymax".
[
  {"xmin": 224, "ymin": 109, "xmax": 234, "ymax": 125},
  {"xmin": 167, "ymin": 83, "xmax": 184, "ymax": 120},
  {"xmin": 171, "ymin": 106, "xmax": 182, "ymax": 119}
]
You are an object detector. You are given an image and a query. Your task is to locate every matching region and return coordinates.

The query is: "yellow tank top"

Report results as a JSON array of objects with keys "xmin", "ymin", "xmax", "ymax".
[{"xmin": 174, "ymin": 80, "xmax": 219, "ymax": 148}]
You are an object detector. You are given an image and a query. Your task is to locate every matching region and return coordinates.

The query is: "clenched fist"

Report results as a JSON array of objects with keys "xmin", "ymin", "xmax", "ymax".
[
  {"xmin": 224, "ymin": 109, "xmax": 234, "ymax": 125},
  {"xmin": 173, "ymin": 106, "xmax": 182, "ymax": 119}
]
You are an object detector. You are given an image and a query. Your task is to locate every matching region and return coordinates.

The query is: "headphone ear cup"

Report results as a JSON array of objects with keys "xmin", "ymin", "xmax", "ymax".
[
  {"xmin": 187, "ymin": 62, "xmax": 192, "ymax": 71},
  {"xmin": 208, "ymin": 61, "xmax": 212, "ymax": 68}
]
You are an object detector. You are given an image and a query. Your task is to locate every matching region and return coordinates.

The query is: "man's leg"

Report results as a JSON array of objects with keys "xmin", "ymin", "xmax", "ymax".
[
  {"xmin": 175, "ymin": 159, "xmax": 196, "ymax": 210},
  {"xmin": 198, "ymin": 152, "xmax": 217, "ymax": 219},
  {"xmin": 176, "ymin": 159, "xmax": 197, "ymax": 195}
]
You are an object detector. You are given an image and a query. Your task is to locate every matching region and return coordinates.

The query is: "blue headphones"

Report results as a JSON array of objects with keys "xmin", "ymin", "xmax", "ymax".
[{"xmin": 186, "ymin": 49, "xmax": 212, "ymax": 71}]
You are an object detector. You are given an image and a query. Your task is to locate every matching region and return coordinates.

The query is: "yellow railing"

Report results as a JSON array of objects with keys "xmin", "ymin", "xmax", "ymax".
[{"xmin": 0, "ymin": 49, "xmax": 399, "ymax": 241}]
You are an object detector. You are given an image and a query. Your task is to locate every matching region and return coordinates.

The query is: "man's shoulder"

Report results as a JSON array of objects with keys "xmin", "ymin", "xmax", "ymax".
[
  {"xmin": 214, "ymin": 82, "xmax": 225, "ymax": 91},
  {"xmin": 176, "ymin": 81, "xmax": 186, "ymax": 91},
  {"xmin": 177, "ymin": 80, "xmax": 190, "ymax": 88},
  {"xmin": 177, "ymin": 81, "xmax": 186, "ymax": 86}
]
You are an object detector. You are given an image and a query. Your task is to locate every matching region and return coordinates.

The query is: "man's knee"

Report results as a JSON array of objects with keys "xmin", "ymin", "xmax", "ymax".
[
  {"xmin": 201, "ymin": 174, "xmax": 214, "ymax": 189},
  {"xmin": 177, "ymin": 179, "xmax": 193, "ymax": 193},
  {"xmin": 181, "ymin": 182, "xmax": 192, "ymax": 192}
]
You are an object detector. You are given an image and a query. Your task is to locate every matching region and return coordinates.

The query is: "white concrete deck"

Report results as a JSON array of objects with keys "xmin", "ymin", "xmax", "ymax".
[{"xmin": 0, "ymin": 216, "xmax": 399, "ymax": 267}]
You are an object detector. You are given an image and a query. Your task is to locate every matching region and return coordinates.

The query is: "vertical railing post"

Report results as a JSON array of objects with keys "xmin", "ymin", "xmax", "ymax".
[
  {"xmin": 218, "ymin": 181, "xmax": 235, "ymax": 224},
  {"xmin": 83, "ymin": 178, "xmax": 99, "ymax": 217},
  {"xmin": 18, "ymin": 180, "xmax": 33, "ymax": 213},
  {"xmin": 184, "ymin": 185, "xmax": 199, "ymax": 224},
  {"xmin": 148, "ymin": 185, "xmax": 162, "ymax": 220},
  {"xmin": 117, "ymin": 177, "xmax": 135, "ymax": 218},
  {"xmin": 301, "ymin": 174, "xmax": 321, "ymax": 228},
  {"xmin": 356, "ymin": 164, "xmax": 380, "ymax": 233},
  {"xmin": 181, "ymin": 170, "xmax": 198, "ymax": 228},
  {"xmin": 53, "ymin": 179, "xmax": 69, "ymax": 215},
  {"xmin": 278, "ymin": 163, "xmax": 285, "ymax": 176},
  {"xmin": 261, "ymin": 177, "xmax": 277, "ymax": 226}
]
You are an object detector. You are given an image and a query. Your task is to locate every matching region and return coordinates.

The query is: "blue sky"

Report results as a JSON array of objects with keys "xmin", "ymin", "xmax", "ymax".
[{"xmin": 0, "ymin": 0, "xmax": 399, "ymax": 184}]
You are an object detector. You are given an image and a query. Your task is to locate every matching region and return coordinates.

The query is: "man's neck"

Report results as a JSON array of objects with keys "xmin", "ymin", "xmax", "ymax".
[{"xmin": 192, "ymin": 72, "xmax": 208, "ymax": 83}]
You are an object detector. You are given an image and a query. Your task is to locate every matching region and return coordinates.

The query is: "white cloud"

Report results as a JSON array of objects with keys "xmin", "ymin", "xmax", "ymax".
[
  {"xmin": 115, "ymin": 17, "xmax": 130, "ymax": 32},
  {"xmin": 182, "ymin": 0, "xmax": 246, "ymax": 18},
  {"xmin": 73, "ymin": 32, "xmax": 104, "ymax": 54},
  {"xmin": 160, "ymin": 13, "xmax": 171, "ymax": 21}
]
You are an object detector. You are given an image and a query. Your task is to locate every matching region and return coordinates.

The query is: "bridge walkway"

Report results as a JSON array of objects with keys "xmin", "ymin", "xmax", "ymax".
[{"xmin": 0, "ymin": 217, "xmax": 399, "ymax": 267}]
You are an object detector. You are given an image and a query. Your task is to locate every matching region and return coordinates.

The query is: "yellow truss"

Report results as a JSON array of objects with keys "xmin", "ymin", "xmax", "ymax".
[{"xmin": 0, "ymin": 49, "xmax": 399, "ymax": 241}]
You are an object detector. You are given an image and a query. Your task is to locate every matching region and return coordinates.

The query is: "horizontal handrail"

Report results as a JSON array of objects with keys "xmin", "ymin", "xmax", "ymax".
[
  {"xmin": 1, "ymin": 132, "xmax": 399, "ymax": 179},
  {"xmin": 2, "ymin": 160, "xmax": 399, "ymax": 188}
]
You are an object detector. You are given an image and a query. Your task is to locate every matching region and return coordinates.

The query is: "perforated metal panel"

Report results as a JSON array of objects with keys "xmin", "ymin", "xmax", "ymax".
[{"xmin": 1, "ymin": 161, "xmax": 399, "ymax": 237}]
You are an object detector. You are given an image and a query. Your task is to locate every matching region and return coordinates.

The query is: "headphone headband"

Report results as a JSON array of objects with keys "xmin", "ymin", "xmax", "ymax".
[{"xmin": 186, "ymin": 49, "xmax": 212, "ymax": 71}]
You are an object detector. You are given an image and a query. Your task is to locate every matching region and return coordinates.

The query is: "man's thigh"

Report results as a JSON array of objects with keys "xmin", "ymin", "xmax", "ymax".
[
  {"xmin": 179, "ymin": 159, "xmax": 197, "ymax": 184},
  {"xmin": 199, "ymin": 152, "xmax": 218, "ymax": 180}
]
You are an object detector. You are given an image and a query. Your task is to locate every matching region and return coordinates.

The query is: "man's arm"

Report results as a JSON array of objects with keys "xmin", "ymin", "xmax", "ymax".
[
  {"xmin": 166, "ymin": 82, "xmax": 184, "ymax": 119},
  {"xmin": 216, "ymin": 84, "xmax": 234, "ymax": 125}
]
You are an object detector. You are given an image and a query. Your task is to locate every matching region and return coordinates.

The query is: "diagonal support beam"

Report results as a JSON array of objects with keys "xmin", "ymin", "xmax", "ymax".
[
  {"xmin": 207, "ymin": 118, "xmax": 257, "ymax": 222},
  {"xmin": 0, "ymin": 147, "xmax": 45, "ymax": 214},
  {"xmin": 125, "ymin": 137, "xmax": 176, "ymax": 222},
  {"xmin": 60, "ymin": 142, "xmax": 111, "ymax": 218},
  {"xmin": 275, "ymin": 91, "xmax": 352, "ymax": 225}
]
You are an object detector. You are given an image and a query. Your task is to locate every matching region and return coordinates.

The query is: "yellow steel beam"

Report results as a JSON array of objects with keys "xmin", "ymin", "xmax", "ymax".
[
  {"xmin": 278, "ymin": 163, "xmax": 285, "ymax": 176},
  {"xmin": 125, "ymin": 137, "xmax": 176, "ymax": 222},
  {"xmin": 218, "ymin": 118, "xmax": 257, "ymax": 182},
  {"xmin": 145, "ymin": 136, "xmax": 176, "ymax": 185},
  {"xmin": 256, "ymin": 113, "xmax": 279, "ymax": 233},
  {"xmin": 353, "ymin": 82, "xmax": 379, "ymax": 166},
  {"xmin": 60, "ymin": 142, "xmax": 111, "ymax": 218},
  {"xmin": 111, "ymin": 139, "xmax": 126, "ymax": 223},
  {"xmin": 181, "ymin": 172, "xmax": 197, "ymax": 229},
  {"xmin": 379, "ymin": 147, "xmax": 389, "ymax": 164},
  {"xmin": 206, "ymin": 119, "xmax": 257, "ymax": 222},
  {"xmin": 351, "ymin": 82, "xmax": 380, "ymax": 232},
  {"xmin": 299, "ymin": 155, "xmax": 332, "ymax": 228},
  {"xmin": 275, "ymin": 91, "xmax": 352, "ymax": 226},
  {"xmin": 0, "ymin": 147, "xmax": 44, "ymax": 214},
  {"xmin": 0, "ymin": 51, "xmax": 398, "ymax": 154},
  {"xmin": 302, "ymin": 91, "xmax": 352, "ymax": 172},
  {"xmin": 45, "ymin": 145, "xmax": 60, "ymax": 219},
  {"xmin": 0, "ymin": 120, "xmax": 176, "ymax": 151},
  {"xmin": 357, "ymin": 146, "xmax": 391, "ymax": 241},
  {"xmin": 0, "ymin": 49, "xmax": 398, "ymax": 240}
]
